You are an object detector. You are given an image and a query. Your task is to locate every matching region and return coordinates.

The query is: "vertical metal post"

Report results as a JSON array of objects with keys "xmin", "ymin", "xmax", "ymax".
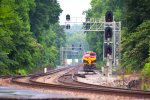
[
  {"xmin": 60, "ymin": 47, "xmax": 63, "ymax": 65},
  {"xmin": 59, "ymin": 47, "xmax": 61, "ymax": 65},
  {"xmin": 62, "ymin": 47, "xmax": 63, "ymax": 65},
  {"xmin": 113, "ymin": 22, "xmax": 116, "ymax": 67},
  {"xmin": 103, "ymin": 21, "xmax": 106, "ymax": 61},
  {"xmin": 119, "ymin": 22, "xmax": 121, "ymax": 62}
]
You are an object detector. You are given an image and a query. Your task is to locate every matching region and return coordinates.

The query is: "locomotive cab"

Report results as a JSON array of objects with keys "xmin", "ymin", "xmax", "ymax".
[{"xmin": 83, "ymin": 51, "xmax": 96, "ymax": 72}]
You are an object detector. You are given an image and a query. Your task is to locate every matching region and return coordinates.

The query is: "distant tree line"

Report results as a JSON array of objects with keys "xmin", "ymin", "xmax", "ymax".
[{"xmin": 0, "ymin": 0, "xmax": 66, "ymax": 75}]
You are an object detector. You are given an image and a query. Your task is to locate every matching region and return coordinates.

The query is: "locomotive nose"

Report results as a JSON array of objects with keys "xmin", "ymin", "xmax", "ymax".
[{"xmin": 88, "ymin": 58, "xmax": 92, "ymax": 65}]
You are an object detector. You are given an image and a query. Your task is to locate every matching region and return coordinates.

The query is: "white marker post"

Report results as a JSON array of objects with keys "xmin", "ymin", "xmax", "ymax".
[{"xmin": 44, "ymin": 67, "xmax": 47, "ymax": 73}]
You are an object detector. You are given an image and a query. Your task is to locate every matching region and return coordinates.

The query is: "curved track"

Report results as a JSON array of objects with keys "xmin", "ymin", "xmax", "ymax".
[{"xmin": 9, "ymin": 65, "xmax": 150, "ymax": 99}]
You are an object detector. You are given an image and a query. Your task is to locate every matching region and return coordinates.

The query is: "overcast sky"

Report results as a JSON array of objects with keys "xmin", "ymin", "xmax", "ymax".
[{"xmin": 58, "ymin": 0, "xmax": 91, "ymax": 25}]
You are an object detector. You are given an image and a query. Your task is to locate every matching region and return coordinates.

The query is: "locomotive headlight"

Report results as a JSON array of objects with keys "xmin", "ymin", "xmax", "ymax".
[{"xmin": 88, "ymin": 59, "xmax": 92, "ymax": 65}]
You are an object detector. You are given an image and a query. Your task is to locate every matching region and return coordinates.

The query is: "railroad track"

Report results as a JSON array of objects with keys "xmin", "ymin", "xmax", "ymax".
[
  {"xmin": 11, "ymin": 66, "xmax": 73, "ymax": 86},
  {"xmin": 3, "ymin": 64, "xmax": 150, "ymax": 99},
  {"xmin": 0, "ymin": 75, "xmax": 13, "ymax": 79},
  {"xmin": 59, "ymin": 74, "xmax": 150, "ymax": 96}
]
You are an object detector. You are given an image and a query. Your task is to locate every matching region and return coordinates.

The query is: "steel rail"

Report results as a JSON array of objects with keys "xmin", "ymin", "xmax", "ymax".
[{"xmin": 10, "ymin": 65, "xmax": 150, "ymax": 98}]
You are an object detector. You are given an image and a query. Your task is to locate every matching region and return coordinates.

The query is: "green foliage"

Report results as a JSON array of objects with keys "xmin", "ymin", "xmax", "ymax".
[
  {"xmin": 142, "ymin": 83, "xmax": 148, "ymax": 91},
  {"xmin": 29, "ymin": 0, "xmax": 62, "ymax": 41},
  {"xmin": 86, "ymin": 32, "xmax": 103, "ymax": 62},
  {"xmin": 9, "ymin": 0, "xmax": 38, "ymax": 74},
  {"xmin": 18, "ymin": 69, "xmax": 27, "ymax": 75},
  {"xmin": 66, "ymin": 32, "xmax": 88, "ymax": 47},
  {"xmin": 87, "ymin": 0, "xmax": 123, "ymax": 20},
  {"xmin": 122, "ymin": 20, "xmax": 150, "ymax": 70},
  {"xmin": 0, "ymin": 0, "xmax": 19, "ymax": 75},
  {"xmin": 65, "ymin": 30, "xmax": 89, "ymax": 61},
  {"xmin": 121, "ymin": 0, "xmax": 150, "ymax": 76},
  {"xmin": 29, "ymin": 0, "xmax": 64, "ymax": 68},
  {"xmin": 51, "ymin": 23, "xmax": 66, "ymax": 65},
  {"xmin": 0, "ymin": 0, "xmax": 64, "ymax": 75},
  {"xmin": 142, "ymin": 63, "xmax": 150, "ymax": 78},
  {"xmin": 124, "ymin": 0, "xmax": 150, "ymax": 32},
  {"xmin": 142, "ymin": 47, "xmax": 150, "ymax": 78}
]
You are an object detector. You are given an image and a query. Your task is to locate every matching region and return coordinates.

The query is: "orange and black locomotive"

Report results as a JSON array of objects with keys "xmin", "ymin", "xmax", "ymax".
[{"xmin": 83, "ymin": 51, "xmax": 96, "ymax": 72}]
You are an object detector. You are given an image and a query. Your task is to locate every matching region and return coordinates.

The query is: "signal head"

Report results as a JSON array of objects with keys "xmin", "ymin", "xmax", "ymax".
[
  {"xmin": 105, "ymin": 44, "xmax": 112, "ymax": 56},
  {"xmin": 105, "ymin": 27, "xmax": 113, "ymax": 39},
  {"xmin": 66, "ymin": 14, "xmax": 70, "ymax": 21},
  {"xmin": 105, "ymin": 11, "xmax": 113, "ymax": 22}
]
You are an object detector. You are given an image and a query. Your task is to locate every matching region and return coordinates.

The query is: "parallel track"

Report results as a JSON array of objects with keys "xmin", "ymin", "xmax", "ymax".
[{"xmin": 7, "ymin": 65, "xmax": 150, "ymax": 99}]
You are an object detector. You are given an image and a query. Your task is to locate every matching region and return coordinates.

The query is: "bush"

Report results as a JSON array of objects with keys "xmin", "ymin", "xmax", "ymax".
[
  {"xmin": 142, "ymin": 63, "xmax": 150, "ymax": 79},
  {"xmin": 142, "ymin": 83, "xmax": 148, "ymax": 91}
]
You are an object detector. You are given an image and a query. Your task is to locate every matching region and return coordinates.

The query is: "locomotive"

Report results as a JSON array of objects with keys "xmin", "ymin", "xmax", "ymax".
[{"xmin": 83, "ymin": 51, "xmax": 96, "ymax": 72}]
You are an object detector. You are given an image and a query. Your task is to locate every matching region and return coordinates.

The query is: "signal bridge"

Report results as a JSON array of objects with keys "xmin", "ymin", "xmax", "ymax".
[
  {"xmin": 60, "ymin": 46, "xmax": 83, "ymax": 66},
  {"xmin": 64, "ymin": 11, "xmax": 121, "ymax": 76},
  {"xmin": 65, "ymin": 17, "xmax": 121, "ymax": 32}
]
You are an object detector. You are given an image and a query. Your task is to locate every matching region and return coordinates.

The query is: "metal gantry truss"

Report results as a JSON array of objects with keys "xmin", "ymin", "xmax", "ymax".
[
  {"xmin": 65, "ymin": 17, "xmax": 121, "ymax": 31},
  {"xmin": 103, "ymin": 22, "xmax": 121, "ymax": 67},
  {"xmin": 60, "ymin": 47, "xmax": 83, "ymax": 65},
  {"xmin": 64, "ymin": 17, "xmax": 121, "ymax": 73}
]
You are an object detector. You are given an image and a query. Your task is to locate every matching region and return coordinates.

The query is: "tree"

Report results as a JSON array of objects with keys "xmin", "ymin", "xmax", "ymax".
[
  {"xmin": 0, "ymin": 0, "xmax": 38, "ymax": 75},
  {"xmin": 29, "ymin": 0, "xmax": 63, "ymax": 68},
  {"xmin": 122, "ymin": 20, "xmax": 150, "ymax": 70},
  {"xmin": 121, "ymin": 0, "xmax": 150, "ymax": 71},
  {"xmin": 124, "ymin": 0, "xmax": 150, "ymax": 32},
  {"xmin": 0, "ymin": 0, "xmax": 64, "ymax": 75},
  {"xmin": 0, "ymin": 0, "xmax": 16, "ymax": 75}
]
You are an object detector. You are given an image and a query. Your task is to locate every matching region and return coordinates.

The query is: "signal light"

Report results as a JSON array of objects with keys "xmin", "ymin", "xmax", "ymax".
[
  {"xmin": 66, "ymin": 14, "xmax": 70, "ymax": 21},
  {"xmin": 66, "ymin": 24, "xmax": 70, "ymax": 29},
  {"xmin": 105, "ymin": 11, "xmax": 113, "ymax": 22},
  {"xmin": 79, "ymin": 44, "xmax": 82, "ymax": 50},
  {"xmin": 86, "ymin": 23, "xmax": 90, "ymax": 30},
  {"xmin": 72, "ymin": 44, "xmax": 74, "ymax": 50},
  {"xmin": 105, "ymin": 44, "xmax": 112, "ymax": 57},
  {"xmin": 86, "ymin": 18, "xmax": 90, "ymax": 22},
  {"xmin": 83, "ymin": 18, "xmax": 90, "ymax": 30},
  {"xmin": 105, "ymin": 27, "xmax": 112, "ymax": 39}
]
